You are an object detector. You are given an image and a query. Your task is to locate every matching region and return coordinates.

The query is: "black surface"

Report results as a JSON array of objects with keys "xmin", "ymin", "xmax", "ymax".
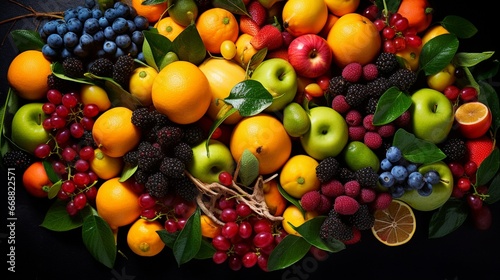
[{"xmin": 1, "ymin": 1, "xmax": 500, "ymax": 280}]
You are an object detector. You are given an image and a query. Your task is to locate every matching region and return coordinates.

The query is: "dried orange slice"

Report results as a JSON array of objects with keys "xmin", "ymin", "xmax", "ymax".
[
  {"xmin": 454, "ymin": 101, "xmax": 492, "ymax": 139},
  {"xmin": 371, "ymin": 199, "xmax": 416, "ymax": 246}
]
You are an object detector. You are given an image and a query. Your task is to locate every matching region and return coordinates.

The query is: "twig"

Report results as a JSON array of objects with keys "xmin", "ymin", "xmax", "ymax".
[{"xmin": 0, "ymin": 0, "xmax": 64, "ymax": 25}]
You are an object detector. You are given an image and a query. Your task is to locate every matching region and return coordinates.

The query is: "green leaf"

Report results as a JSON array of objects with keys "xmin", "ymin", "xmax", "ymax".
[
  {"xmin": 211, "ymin": 0, "xmax": 249, "ymax": 16},
  {"xmin": 374, "ymin": 0, "xmax": 401, "ymax": 14},
  {"xmin": 247, "ymin": 48, "xmax": 267, "ymax": 72},
  {"xmin": 224, "ymin": 80, "xmax": 272, "ymax": 116},
  {"xmin": 478, "ymin": 80, "xmax": 500, "ymax": 135},
  {"xmin": 485, "ymin": 173, "xmax": 500, "ymax": 204},
  {"xmin": 372, "ymin": 87, "xmax": 412, "ymax": 125},
  {"xmin": 42, "ymin": 159, "xmax": 60, "ymax": 183},
  {"xmin": 0, "ymin": 89, "xmax": 21, "ymax": 157},
  {"xmin": 142, "ymin": 0, "xmax": 168, "ymax": 4},
  {"xmin": 10, "ymin": 29, "xmax": 44, "ymax": 52},
  {"xmin": 40, "ymin": 199, "xmax": 83, "ymax": 231},
  {"xmin": 81, "ymin": 212, "xmax": 117, "ymax": 269},
  {"xmin": 52, "ymin": 62, "xmax": 95, "ymax": 85},
  {"xmin": 172, "ymin": 24, "xmax": 207, "ymax": 65},
  {"xmin": 267, "ymin": 234, "xmax": 311, "ymax": 271},
  {"xmin": 392, "ymin": 128, "xmax": 446, "ymax": 164},
  {"xmin": 475, "ymin": 59, "xmax": 499, "ymax": 82},
  {"xmin": 119, "ymin": 163, "xmax": 138, "ymax": 182},
  {"xmin": 454, "ymin": 52, "xmax": 494, "ymax": 68},
  {"xmin": 157, "ymin": 229, "xmax": 179, "ymax": 248},
  {"xmin": 429, "ymin": 198, "xmax": 468, "ymax": 238},
  {"xmin": 419, "ymin": 34, "xmax": 459, "ymax": 76},
  {"xmin": 194, "ymin": 239, "xmax": 216, "ymax": 259},
  {"xmin": 47, "ymin": 180, "xmax": 62, "ymax": 199},
  {"xmin": 85, "ymin": 73, "xmax": 143, "ymax": 110},
  {"xmin": 441, "ymin": 15, "xmax": 477, "ymax": 39},
  {"xmin": 291, "ymin": 216, "xmax": 345, "ymax": 253},
  {"xmin": 142, "ymin": 30, "xmax": 175, "ymax": 71},
  {"xmin": 476, "ymin": 148, "xmax": 500, "ymax": 186},
  {"xmin": 277, "ymin": 182, "xmax": 302, "ymax": 211},
  {"xmin": 172, "ymin": 207, "xmax": 202, "ymax": 266},
  {"xmin": 238, "ymin": 149, "xmax": 260, "ymax": 187}
]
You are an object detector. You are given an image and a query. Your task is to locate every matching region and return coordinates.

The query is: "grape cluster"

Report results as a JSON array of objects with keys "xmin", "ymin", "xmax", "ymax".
[
  {"xmin": 40, "ymin": 1, "xmax": 149, "ymax": 64},
  {"xmin": 363, "ymin": 5, "xmax": 422, "ymax": 53},
  {"xmin": 34, "ymin": 87, "xmax": 101, "ymax": 216},
  {"xmin": 378, "ymin": 146, "xmax": 441, "ymax": 197}
]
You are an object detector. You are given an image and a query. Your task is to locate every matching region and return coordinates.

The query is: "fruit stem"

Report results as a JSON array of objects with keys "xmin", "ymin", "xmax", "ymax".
[{"xmin": 0, "ymin": 0, "xmax": 63, "ymax": 26}]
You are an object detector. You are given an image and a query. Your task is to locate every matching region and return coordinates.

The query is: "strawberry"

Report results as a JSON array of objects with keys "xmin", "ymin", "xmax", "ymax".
[
  {"xmin": 465, "ymin": 136, "xmax": 495, "ymax": 167},
  {"xmin": 266, "ymin": 48, "xmax": 289, "ymax": 61},
  {"xmin": 247, "ymin": 0, "xmax": 267, "ymax": 26},
  {"xmin": 239, "ymin": 15, "xmax": 261, "ymax": 36},
  {"xmin": 250, "ymin": 23, "xmax": 283, "ymax": 51}
]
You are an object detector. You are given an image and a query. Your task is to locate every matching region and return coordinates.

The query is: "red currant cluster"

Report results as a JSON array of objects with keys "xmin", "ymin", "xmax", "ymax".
[
  {"xmin": 363, "ymin": 5, "xmax": 422, "ymax": 53},
  {"xmin": 34, "ymin": 88, "xmax": 101, "ymax": 216},
  {"xmin": 210, "ymin": 195, "xmax": 286, "ymax": 271}
]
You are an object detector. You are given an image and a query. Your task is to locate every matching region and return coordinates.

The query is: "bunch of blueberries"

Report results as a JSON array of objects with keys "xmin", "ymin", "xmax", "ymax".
[
  {"xmin": 378, "ymin": 146, "xmax": 441, "ymax": 198},
  {"xmin": 39, "ymin": 0, "xmax": 150, "ymax": 63}
]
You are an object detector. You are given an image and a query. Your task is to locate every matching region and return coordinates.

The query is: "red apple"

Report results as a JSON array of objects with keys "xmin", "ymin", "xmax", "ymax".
[{"xmin": 287, "ymin": 34, "xmax": 332, "ymax": 78}]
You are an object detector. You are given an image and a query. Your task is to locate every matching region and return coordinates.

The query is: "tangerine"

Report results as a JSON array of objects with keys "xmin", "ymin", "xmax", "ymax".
[
  {"xmin": 132, "ymin": 0, "xmax": 167, "ymax": 23},
  {"xmin": 282, "ymin": 0, "xmax": 329, "ymax": 37},
  {"xmin": 90, "ymin": 148, "xmax": 124, "ymax": 180},
  {"xmin": 281, "ymin": 205, "xmax": 317, "ymax": 236},
  {"xmin": 262, "ymin": 178, "xmax": 287, "ymax": 216},
  {"xmin": 195, "ymin": 8, "xmax": 239, "ymax": 54},
  {"xmin": 324, "ymin": 0, "xmax": 360, "ymax": 17},
  {"xmin": 233, "ymin": 33, "xmax": 258, "ymax": 68},
  {"xmin": 22, "ymin": 161, "xmax": 51, "ymax": 198},
  {"xmin": 200, "ymin": 214, "xmax": 222, "ymax": 238},
  {"xmin": 151, "ymin": 60, "xmax": 211, "ymax": 124},
  {"xmin": 154, "ymin": 17, "xmax": 186, "ymax": 41},
  {"xmin": 279, "ymin": 155, "xmax": 320, "ymax": 199},
  {"xmin": 127, "ymin": 218, "xmax": 165, "ymax": 257},
  {"xmin": 371, "ymin": 199, "xmax": 416, "ymax": 246},
  {"xmin": 80, "ymin": 84, "xmax": 111, "ymax": 112},
  {"xmin": 128, "ymin": 66, "xmax": 158, "ymax": 106},
  {"xmin": 455, "ymin": 102, "xmax": 492, "ymax": 139},
  {"xmin": 397, "ymin": 0, "xmax": 433, "ymax": 33},
  {"xmin": 7, "ymin": 50, "xmax": 52, "ymax": 100}
]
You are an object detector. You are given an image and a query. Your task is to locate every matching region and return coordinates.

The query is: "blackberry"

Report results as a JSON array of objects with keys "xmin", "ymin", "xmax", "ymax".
[
  {"xmin": 365, "ymin": 97, "xmax": 378, "ymax": 115},
  {"xmin": 338, "ymin": 167, "xmax": 355, "ymax": 184},
  {"xmin": 2, "ymin": 150, "xmax": 33, "ymax": 172},
  {"xmin": 367, "ymin": 76, "xmax": 392, "ymax": 98},
  {"xmin": 112, "ymin": 54, "xmax": 135, "ymax": 89},
  {"xmin": 123, "ymin": 150, "xmax": 139, "ymax": 166},
  {"xmin": 388, "ymin": 68, "xmax": 417, "ymax": 91},
  {"xmin": 62, "ymin": 57, "xmax": 85, "ymax": 78},
  {"xmin": 320, "ymin": 209, "xmax": 353, "ymax": 242},
  {"xmin": 173, "ymin": 142, "xmax": 193, "ymax": 164},
  {"xmin": 89, "ymin": 57, "xmax": 113, "ymax": 77},
  {"xmin": 375, "ymin": 52, "xmax": 399, "ymax": 76},
  {"xmin": 326, "ymin": 76, "xmax": 349, "ymax": 97},
  {"xmin": 159, "ymin": 157, "xmax": 185, "ymax": 178},
  {"xmin": 345, "ymin": 83, "xmax": 367, "ymax": 108},
  {"xmin": 181, "ymin": 124, "xmax": 205, "ymax": 145},
  {"xmin": 157, "ymin": 126, "xmax": 183, "ymax": 149},
  {"xmin": 172, "ymin": 176, "xmax": 199, "ymax": 202},
  {"xmin": 316, "ymin": 156, "xmax": 340, "ymax": 183},
  {"xmin": 347, "ymin": 204, "xmax": 374, "ymax": 230},
  {"xmin": 47, "ymin": 73, "xmax": 76, "ymax": 92},
  {"xmin": 439, "ymin": 137, "xmax": 467, "ymax": 162},
  {"xmin": 145, "ymin": 172, "xmax": 169, "ymax": 199},
  {"xmin": 354, "ymin": 167, "xmax": 379, "ymax": 188},
  {"xmin": 134, "ymin": 168, "xmax": 151, "ymax": 184},
  {"xmin": 137, "ymin": 141, "xmax": 163, "ymax": 170},
  {"xmin": 153, "ymin": 111, "xmax": 173, "ymax": 128},
  {"xmin": 131, "ymin": 107, "xmax": 156, "ymax": 130},
  {"xmin": 79, "ymin": 130, "xmax": 96, "ymax": 147}
]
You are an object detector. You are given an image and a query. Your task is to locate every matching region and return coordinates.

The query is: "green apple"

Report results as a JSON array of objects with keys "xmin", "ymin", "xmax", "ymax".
[
  {"xmin": 186, "ymin": 139, "xmax": 235, "ymax": 184},
  {"xmin": 250, "ymin": 58, "xmax": 298, "ymax": 112},
  {"xmin": 282, "ymin": 102, "xmax": 310, "ymax": 137},
  {"xmin": 300, "ymin": 106, "xmax": 348, "ymax": 160},
  {"xmin": 399, "ymin": 161, "xmax": 453, "ymax": 211},
  {"xmin": 410, "ymin": 88, "xmax": 454, "ymax": 144},
  {"xmin": 11, "ymin": 102, "xmax": 50, "ymax": 154}
]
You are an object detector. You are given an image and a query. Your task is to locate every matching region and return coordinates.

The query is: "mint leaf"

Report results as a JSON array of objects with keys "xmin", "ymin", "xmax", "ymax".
[
  {"xmin": 429, "ymin": 198, "xmax": 468, "ymax": 238},
  {"xmin": 267, "ymin": 234, "xmax": 311, "ymax": 271},
  {"xmin": 372, "ymin": 86, "xmax": 412, "ymax": 125},
  {"xmin": 392, "ymin": 129, "xmax": 446, "ymax": 164}
]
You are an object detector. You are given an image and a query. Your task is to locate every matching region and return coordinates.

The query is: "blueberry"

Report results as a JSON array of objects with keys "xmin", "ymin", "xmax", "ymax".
[
  {"xmin": 115, "ymin": 3, "xmax": 131, "ymax": 19},
  {"xmin": 103, "ymin": 40, "xmax": 117, "ymax": 54},
  {"xmin": 56, "ymin": 23, "xmax": 68, "ymax": 36},
  {"xmin": 129, "ymin": 6, "xmax": 138, "ymax": 18},
  {"xmin": 379, "ymin": 171, "xmax": 395, "ymax": 188},
  {"xmin": 66, "ymin": 18, "xmax": 83, "ymax": 34},
  {"xmin": 112, "ymin": 17, "xmax": 128, "ymax": 34},
  {"xmin": 98, "ymin": 17, "xmax": 109, "ymax": 28},
  {"xmin": 79, "ymin": 33, "xmax": 94, "ymax": 50},
  {"xmin": 133, "ymin": 15, "xmax": 149, "ymax": 30},
  {"xmin": 91, "ymin": 8, "xmax": 103, "ymax": 19},
  {"xmin": 406, "ymin": 163, "xmax": 418, "ymax": 174},
  {"xmin": 42, "ymin": 44, "xmax": 58, "ymax": 60},
  {"xmin": 63, "ymin": 31, "xmax": 79, "ymax": 48},
  {"xmin": 104, "ymin": 26, "xmax": 116, "ymax": 40},
  {"xmin": 93, "ymin": 30, "xmax": 105, "ymax": 44},
  {"xmin": 391, "ymin": 165, "xmax": 408, "ymax": 182},
  {"xmin": 390, "ymin": 185, "xmax": 405, "ymax": 198},
  {"xmin": 73, "ymin": 43, "xmax": 88, "ymax": 58},
  {"xmin": 60, "ymin": 48, "xmax": 73, "ymax": 59},
  {"xmin": 85, "ymin": 0, "xmax": 96, "ymax": 9},
  {"xmin": 127, "ymin": 20, "xmax": 137, "ymax": 33},
  {"xmin": 78, "ymin": 7, "xmax": 92, "ymax": 22},
  {"xmin": 104, "ymin": 8, "xmax": 118, "ymax": 22},
  {"xmin": 64, "ymin": 8, "xmax": 78, "ymax": 21},
  {"xmin": 380, "ymin": 158, "xmax": 392, "ymax": 171},
  {"xmin": 386, "ymin": 146, "xmax": 402, "ymax": 163},
  {"xmin": 47, "ymin": 33, "xmax": 63, "ymax": 49},
  {"xmin": 417, "ymin": 182, "xmax": 433, "ymax": 196},
  {"xmin": 114, "ymin": 47, "xmax": 126, "ymax": 58},
  {"xmin": 424, "ymin": 170, "xmax": 440, "ymax": 185},
  {"xmin": 407, "ymin": 171, "xmax": 425, "ymax": 190},
  {"xmin": 84, "ymin": 18, "xmax": 100, "ymax": 34},
  {"xmin": 126, "ymin": 42, "xmax": 139, "ymax": 57},
  {"xmin": 42, "ymin": 20, "xmax": 58, "ymax": 35},
  {"xmin": 115, "ymin": 34, "xmax": 131, "ymax": 49},
  {"xmin": 137, "ymin": 51, "xmax": 145, "ymax": 62}
]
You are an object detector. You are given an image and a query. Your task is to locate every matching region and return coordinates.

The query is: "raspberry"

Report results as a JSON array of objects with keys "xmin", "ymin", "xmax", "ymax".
[
  {"xmin": 371, "ymin": 192, "xmax": 392, "ymax": 210},
  {"xmin": 300, "ymin": 191, "xmax": 321, "ymax": 212},
  {"xmin": 362, "ymin": 63, "xmax": 379, "ymax": 81},
  {"xmin": 377, "ymin": 124, "xmax": 396, "ymax": 138},
  {"xmin": 394, "ymin": 110, "xmax": 411, "ymax": 127},
  {"xmin": 342, "ymin": 227, "xmax": 361, "ymax": 245},
  {"xmin": 348, "ymin": 125, "xmax": 366, "ymax": 141},
  {"xmin": 343, "ymin": 180, "xmax": 361, "ymax": 198},
  {"xmin": 321, "ymin": 179, "xmax": 344, "ymax": 198},
  {"xmin": 363, "ymin": 114, "xmax": 376, "ymax": 131},
  {"xmin": 345, "ymin": 109, "xmax": 363, "ymax": 126},
  {"xmin": 342, "ymin": 62, "xmax": 363, "ymax": 83},
  {"xmin": 331, "ymin": 95, "xmax": 351, "ymax": 114},
  {"xmin": 364, "ymin": 131, "xmax": 383, "ymax": 150},
  {"xmin": 333, "ymin": 195, "xmax": 360, "ymax": 215},
  {"xmin": 316, "ymin": 194, "xmax": 332, "ymax": 215},
  {"xmin": 358, "ymin": 187, "xmax": 376, "ymax": 204}
]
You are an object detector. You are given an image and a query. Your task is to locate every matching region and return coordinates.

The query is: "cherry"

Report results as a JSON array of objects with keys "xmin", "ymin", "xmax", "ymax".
[
  {"xmin": 466, "ymin": 194, "xmax": 483, "ymax": 211},
  {"xmin": 443, "ymin": 85, "xmax": 460, "ymax": 101},
  {"xmin": 464, "ymin": 161, "xmax": 478, "ymax": 177},
  {"xmin": 472, "ymin": 204, "xmax": 492, "ymax": 230},
  {"xmin": 459, "ymin": 86, "xmax": 478, "ymax": 102},
  {"xmin": 457, "ymin": 177, "xmax": 471, "ymax": 192},
  {"xmin": 218, "ymin": 171, "xmax": 233, "ymax": 187}
]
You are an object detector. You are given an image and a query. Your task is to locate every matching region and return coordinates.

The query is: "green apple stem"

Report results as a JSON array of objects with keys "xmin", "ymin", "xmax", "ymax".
[{"xmin": 440, "ymin": 178, "xmax": 449, "ymax": 184}]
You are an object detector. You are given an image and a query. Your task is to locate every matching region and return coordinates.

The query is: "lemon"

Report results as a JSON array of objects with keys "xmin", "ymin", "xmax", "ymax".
[{"xmin": 341, "ymin": 141, "xmax": 380, "ymax": 172}]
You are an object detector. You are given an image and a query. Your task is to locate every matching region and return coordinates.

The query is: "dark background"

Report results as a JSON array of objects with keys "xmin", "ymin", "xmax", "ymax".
[{"xmin": 1, "ymin": 1, "xmax": 500, "ymax": 279}]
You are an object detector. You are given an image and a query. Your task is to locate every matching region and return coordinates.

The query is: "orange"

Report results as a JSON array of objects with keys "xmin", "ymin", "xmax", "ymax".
[
  {"xmin": 324, "ymin": 0, "xmax": 360, "ymax": 17},
  {"xmin": 22, "ymin": 161, "xmax": 51, "ymax": 198},
  {"xmin": 92, "ymin": 107, "xmax": 142, "ymax": 158},
  {"xmin": 229, "ymin": 114, "xmax": 292, "ymax": 175},
  {"xmin": 233, "ymin": 33, "xmax": 258, "ymax": 68},
  {"xmin": 198, "ymin": 58, "xmax": 246, "ymax": 124},
  {"xmin": 281, "ymin": 205, "xmax": 317, "ymax": 236},
  {"xmin": 128, "ymin": 66, "xmax": 158, "ymax": 106},
  {"xmin": 96, "ymin": 177, "xmax": 142, "ymax": 231},
  {"xmin": 319, "ymin": 13, "xmax": 340, "ymax": 39},
  {"xmin": 262, "ymin": 178, "xmax": 287, "ymax": 216},
  {"xmin": 282, "ymin": 0, "xmax": 329, "ymax": 37},
  {"xmin": 195, "ymin": 8, "xmax": 239, "ymax": 54},
  {"xmin": 397, "ymin": 0, "xmax": 433, "ymax": 33},
  {"xmin": 132, "ymin": 0, "xmax": 167, "ymax": 23},
  {"xmin": 371, "ymin": 199, "xmax": 416, "ymax": 246},
  {"xmin": 465, "ymin": 136, "xmax": 495, "ymax": 167},
  {"xmin": 80, "ymin": 84, "xmax": 111, "ymax": 112},
  {"xmin": 90, "ymin": 148, "xmax": 124, "ymax": 180},
  {"xmin": 421, "ymin": 25, "xmax": 449, "ymax": 46},
  {"xmin": 395, "ymin": 45, "xmax": 421, "ymax": 71},
  {"xmin": 151, "ymin": 60, "xmax": 211, "ymax": 124},
  {"xmin": 7, "ymin": 50, "xmax": 51, "ymax": 100},
  {"xmin": 455, "ymin": 102, "xmax": 492, "ymax": 139},
  {"xmin": 127, "ymin": 218, "xmax": 165, "ymax": 257},
  {"xmin": 279, "ymin": 155, "xmax": 320, "ymax": 199},
  {"xmin": 154, "ymin": 16, "xmax": 186, "ymax": 41},
  {"xmin": 327, "ymin": 13, "xmax": 381, "ymax": 68},
  {"xmin": 200, "ymin": 214, "xmax": 222, "ymax": 238}
]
